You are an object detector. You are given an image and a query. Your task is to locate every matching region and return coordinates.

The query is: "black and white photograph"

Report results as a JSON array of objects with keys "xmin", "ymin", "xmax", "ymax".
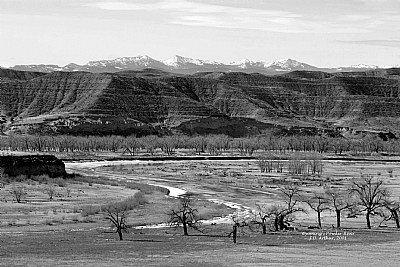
[{"xmin": 1, "ymin": 0, "xmax": 400, "ymax": 266}]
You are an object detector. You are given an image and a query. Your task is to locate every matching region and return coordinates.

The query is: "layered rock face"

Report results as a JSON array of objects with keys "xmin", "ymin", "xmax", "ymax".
[
  {"xmin": 0, "ymin": 71, "xmax": 112, "ymax": 118},
  {"xmin": 0, "ymin": 155, "xmax": 67, "ymax": 178},
  {"xmin": 1, "ymin": 68, "xmax": 400, "ymax": 135}
]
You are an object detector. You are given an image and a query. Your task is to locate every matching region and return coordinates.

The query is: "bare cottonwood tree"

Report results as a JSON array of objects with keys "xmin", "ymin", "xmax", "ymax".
[
  {"xmin": 160, "ymin": 136, "xmax": 179, "ymax": 155},
  {"xmin": 103, "ymin": 202, "xmax": 130, "ymax": 240},
  {"xmin": 11, "ymin": 184, "xmax": 27, "ymax": 203},
  {"xmin": 167, "ymin": 196, "xmax": 199, "ymax": 236},
  {"xmin": 141, "ymin": 135, "xmax": 158, "ymax": 156},
  {"xmin": 305, "ymin": 193, "xmax": 330, "ymax": 228},
  {"xmin": 351, "ymin": 176, "xmax": 388, "ymax": 229},
  {"xmin": 190, "ymin": 136, "xmax": 207, "ymax": 155},
  {"xmin": 44, "ymin": 184, "xmax": 57, "ymax": 200},
  {"xmin": 123, "ymin": 135, "xmax": 141, "ymax": 156},
  {"xmin": 381, "ymin": 196, "xmax": 400, "ymax": 228},
  {"xmin": 267, "ymin": 185, "xmax": 305, "ymax": 231},
  {"xmin": 252, "ymin": 203, "xmax": 270, "ymax": 234},
  {"xmin": 103, "ymin": 192, "xmax": 147, "ymax": 240},
  {"xmin": 325, "ymin": 187, "xmax": 353, "ymax": 229},
  {"xmin": 229, "ymin": 212, "xmax": 251, "ymax": 244}
]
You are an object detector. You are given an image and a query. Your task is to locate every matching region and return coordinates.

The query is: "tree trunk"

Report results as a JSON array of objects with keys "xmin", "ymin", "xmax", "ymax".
[
  {"xmin": 279, "ymin": 215, "xmax": 285, "ymax": 230},
  {"xmin": 117, "ymin": 229, "xmax": 123, "ymax": 240},
  {"xmin": 317, "ymin": 211, "xmax": 322, "ymax": 228},
  {"xmin": 262, "ymin": 223, "xmax": 267, "ymax": 234},
  {"xmin": 183, "ymin": 221, "xmax": 188, "ymax": 236},
  {"xmin": 274, "ymin": 217, "xmax": 279, "ymax": 232},
  {"xmin": 391, "ymin": 209, "xmax": 400, "ymax": 228},
  {"xmin": 336, "ymin": 209, "xmax": 341, "ymax": 229},
  {"xmin": 366, "ymin": 212, "xmax": 371, "ymax": 229},
  {"xmin": 232, "ymin": 225, "xmax": 237, "ymax": 244}
]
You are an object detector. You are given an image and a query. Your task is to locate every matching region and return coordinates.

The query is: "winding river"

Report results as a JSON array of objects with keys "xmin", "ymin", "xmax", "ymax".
[{"xmin": 65, "ymin": 160, "xmax": 255, "ymax": 228}]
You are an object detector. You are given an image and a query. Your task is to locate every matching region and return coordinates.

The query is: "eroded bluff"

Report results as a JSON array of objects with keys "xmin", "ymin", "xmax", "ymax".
[{"xmin": 1, "ymin": 68, "xmax": 400, "ymax": 134}]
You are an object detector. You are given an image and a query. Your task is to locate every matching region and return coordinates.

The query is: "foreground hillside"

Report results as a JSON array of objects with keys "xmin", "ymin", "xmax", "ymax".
[{"xmin": 1, "ymin": 68, "xmax": 400, "ymax": 136}]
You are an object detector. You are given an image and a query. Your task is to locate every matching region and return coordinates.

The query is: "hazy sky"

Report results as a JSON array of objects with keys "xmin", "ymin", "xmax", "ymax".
[{"xmin": 1, "ymin": 0, "xmax": 400, "ymax": 67}]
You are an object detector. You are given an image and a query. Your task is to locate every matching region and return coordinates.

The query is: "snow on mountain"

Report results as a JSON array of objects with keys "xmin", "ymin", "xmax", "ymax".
[
  {"xmin": 228, "ymin": 59, "xmax": 267, "ymax": 69},
  {"xmin": 163, "ymin": 55, "xmax": 222, "ymax": 68},
  {"xmin": 265, "ymin": 58, "xmax": 313, "ymax": 70},
  {"xmin": 87, "ymin": 55, "xmax": 161, "ymax": 68},
  {"xmin": 348, "ymin": 64, "xmax": 379, "ymax": 69},
  {"xmin": 11, "ymin": 64, "xmax": 63, "ymax": 72}
]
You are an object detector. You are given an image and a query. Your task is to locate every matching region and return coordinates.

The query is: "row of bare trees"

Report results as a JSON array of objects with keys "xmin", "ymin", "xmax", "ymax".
[
  {"xmin": 1, "ymin": 134, "xmax": 399, "ymax": 156},
  {"xmin": 251, "ymin": 176, "xmax": 398, "ymax": 231},
  {"xmin": 160, "ymin": 176, "xmax": 399, "ymax": 244},
  {"xmin": 257, "ymin": 154, "xmax": 324, "ymax": 175}
]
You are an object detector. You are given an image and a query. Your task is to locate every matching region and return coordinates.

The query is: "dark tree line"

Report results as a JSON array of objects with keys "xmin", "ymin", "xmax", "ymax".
[{"xmin": 1, "ymin": 133, "xmax": 399, "ymax": 156}]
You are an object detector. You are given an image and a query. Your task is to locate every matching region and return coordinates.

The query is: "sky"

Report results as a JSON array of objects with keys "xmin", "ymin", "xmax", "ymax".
[{"xmin": 0, "ymin": 0, "xmax": 400, "ymax": 67}]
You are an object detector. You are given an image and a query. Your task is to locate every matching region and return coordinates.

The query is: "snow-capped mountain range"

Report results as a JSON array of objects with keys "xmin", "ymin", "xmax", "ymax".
[{"xmin": 8, "ymin": 55, "xmax": 398, "ymax": 74}]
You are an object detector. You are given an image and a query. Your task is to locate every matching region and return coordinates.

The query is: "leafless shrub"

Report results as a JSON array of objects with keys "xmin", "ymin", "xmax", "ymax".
[
  {"xmin": 44, "ymin": 184, "xmax": 57, "ymax": 200},
  {"xmin": 65, "ymin": 187, "xmax": 72, "ymax": 197},
  {"xmin": 10, "ymin": 184, "xmax": 27, "ymax": 203}
]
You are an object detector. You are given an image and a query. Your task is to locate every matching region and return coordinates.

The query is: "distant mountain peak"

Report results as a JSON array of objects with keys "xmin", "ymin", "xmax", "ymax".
[
  {"xmin": 268, "ymin": 58, "xmax": 303, "ymax": 67},
  {"xmin": 265, "ymin": 58, "xmax": 317, "ymax": 71},
  {"xmin": 7, "ymin": 55, "xmax": 396, "ymax": 74},
  {"xmin": 229, "ymin": 59, "xmax": 268, "ymax": 69},
  {"xmin": 163, "ymin": 55, "xmax": 222, "ymax": 67},
  {"xmin": 163, "ymin": 55, "xmax": 190, "ymax": 67}
]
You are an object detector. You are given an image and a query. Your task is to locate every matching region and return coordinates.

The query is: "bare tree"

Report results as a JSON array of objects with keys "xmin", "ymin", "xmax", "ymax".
[
  {"xmin": 381, "ymin": 196, "xmax": 400, "ymax": 228},
  {"xmin": 11, "ymin": 184, "xmax": 27, "ymax": 203},
  {"xmin": 65, "ymin": 186, "xmax": 72, "ymax": 198},
  {"xmin": 160, "ymin": 136, "xmax": 179, "ymax": 156},
  {"xmin": 268, "ymin": 185, "xmax": 305, "ymax": 231},
  {"xmin": 257, "ymin": 156, "xmax": 274, "ymax": 173},
  {"xmin": 44, "ymin": 184, "xmax": 57, "ymax": 200},
  {"xmin": 141, "ymin": 135, "xmax": 158, "ymax": 156},
  {"xmin": 167, "ymin": 196, "xmax": 199, "ymax": 236},
  {"xmin": 251, "ymin": 203, "xmax": 270, "ymax": 234},
  {"xmin": 351, "ymin": 176, "xmax": 388, "ymax": 229},
  {"xmin": 305, "ymin": 193, "xmax": 330, "ymax": 228},
  {"xmin": 190, "ymin": 136, "xmax": 207, "ymax": 155},
  {"xmin": 229, "ymin": 212, "xmax": 251, "ymax": 244},
  {"xmin": 123, "ymin": 136, "xmax": 141, "ymax": 156},
  {"xmin": 264, "ymin": 205, "xmax": 286, "ymax": 232},
  {"xmin": 325, "ymin": 187, "xmax": 353, "ymax": 229},
  {"xmin": 103, "ymin": 202, "xmax": 130, "ymax": 240}
]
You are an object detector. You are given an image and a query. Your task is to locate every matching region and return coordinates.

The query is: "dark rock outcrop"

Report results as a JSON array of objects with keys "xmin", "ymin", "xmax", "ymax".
[{"xmin": 0, "ymin": 155, "xmax": 67, "ymax": 178}]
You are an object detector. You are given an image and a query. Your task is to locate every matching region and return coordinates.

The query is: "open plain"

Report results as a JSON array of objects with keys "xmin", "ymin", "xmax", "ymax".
[{"xmin": 2, "ymin": 151, "xmax": 400, "ymax": 266}]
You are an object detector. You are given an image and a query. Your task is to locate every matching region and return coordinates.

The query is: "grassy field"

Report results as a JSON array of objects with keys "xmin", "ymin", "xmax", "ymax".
[{"xmin": 1, "ymin": 227, "xmax": 400, "ymax": 266}]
